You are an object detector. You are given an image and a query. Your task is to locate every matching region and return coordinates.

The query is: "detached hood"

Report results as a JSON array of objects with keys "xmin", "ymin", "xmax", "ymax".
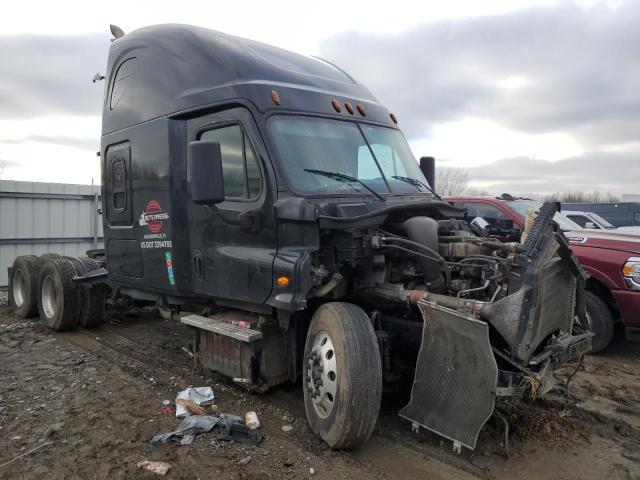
[{"xmin": 565, "ymin": 229, "xmax": 640, "ymax": 254}]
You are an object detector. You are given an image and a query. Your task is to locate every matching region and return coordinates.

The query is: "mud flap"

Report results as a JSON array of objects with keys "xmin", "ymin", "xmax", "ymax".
[{"xmin": 399, "ymin": 301, "xmax": 498, "ymax": 450}]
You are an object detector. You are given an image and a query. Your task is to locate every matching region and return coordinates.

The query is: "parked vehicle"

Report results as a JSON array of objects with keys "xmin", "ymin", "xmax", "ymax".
[
  {"xmin": 448, "ymin": 195, "xmax": 640, "ymax": 351},
  {"xmin": 564, "ymin": 210, "xmax": 640, "ymax": 234},
  {"xmin": 563, "ymin": 202, "xmax": 640, "ymax": 228},
  {"xmin": 7, "ymin": 25, "xmax": 591, "ymax": 452}
]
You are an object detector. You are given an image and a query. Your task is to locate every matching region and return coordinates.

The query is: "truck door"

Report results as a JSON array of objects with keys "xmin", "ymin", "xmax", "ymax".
[{"xmin": 186, "ymin": 107, "xmax": 277, "ymax": 306}]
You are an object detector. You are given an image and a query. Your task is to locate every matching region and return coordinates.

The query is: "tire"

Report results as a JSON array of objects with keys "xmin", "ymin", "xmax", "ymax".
[
  {"xmin": 303, "ymin": 302, "xmax": 382, "ymax": 450},
  {"xmin": 10, "ymin": 256, "xmax": 45, "ymax": 318},
  {"xmin": 37, "ymin": 258, "xmax": 81, "ymax": 331},
  {"xmin": 40, "ymin": 253, "xmax": 61, "ymax": 261},
  {"xmin": 585, "ymin": 290, "xmax": 614, "ymax": 353},
  {"xmin": 75, "ymin": 257, "xmax": 105, "ymax": 328}
]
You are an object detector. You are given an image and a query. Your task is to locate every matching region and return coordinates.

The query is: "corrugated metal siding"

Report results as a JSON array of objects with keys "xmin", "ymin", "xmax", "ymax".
[{"xmin": 0, "ymin": 180, "xmax": 103, "ymax": 286}]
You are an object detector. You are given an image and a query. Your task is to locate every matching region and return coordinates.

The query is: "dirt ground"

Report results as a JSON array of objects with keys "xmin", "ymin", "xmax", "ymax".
[{"xmin": 0, "ymin": 296, "xmax": 638, "ymax": 480}]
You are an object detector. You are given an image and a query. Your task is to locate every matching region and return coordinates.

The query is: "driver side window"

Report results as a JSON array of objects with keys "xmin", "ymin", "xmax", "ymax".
[
  {"xmin": 200, "ymin": 125, "xmax": 262, "ymax": 201},
  {"xmin": 463, "ymin": 203, "xmax": 516, "ymax": 229}
]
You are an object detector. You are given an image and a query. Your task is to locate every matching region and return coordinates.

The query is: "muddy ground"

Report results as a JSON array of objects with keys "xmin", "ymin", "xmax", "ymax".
[{"xmin": 0, "ymin": 296, "xmax": 638, "ymax": 480}]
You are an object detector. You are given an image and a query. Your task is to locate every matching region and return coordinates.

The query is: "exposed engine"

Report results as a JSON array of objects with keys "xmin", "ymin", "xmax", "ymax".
[{"xmin": 308, "ymin": 202, "xmax": 592, "ymax": 448}]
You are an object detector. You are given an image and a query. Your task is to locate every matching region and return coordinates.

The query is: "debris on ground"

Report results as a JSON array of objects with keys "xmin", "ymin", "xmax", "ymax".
[
  {"xmin": 238, "ymin": 455, "xmax": 252, "ymax": 465},
  {"xmin": 175, "ymin": 387, "xmax": 214, "ymax": 417},
  {"xmin": 0, "ymin": 441, "xmax": 54, "ymax": 469},
  {"xmin": 151, "ymin": 415, "xmax": 222, "ymax": 445},
  {"xmin": 176, "ymin": 398, "xmax": 207, "ymax": 416},
  {"xmin": 136, "ymin": 460, "xmax": 172, "ymax": 476},
  {"xmin": 215, "ymin": 416, "xmax": 264, "ymax": 444},
  {"xmin": 282, "ymin": 425, "xmax": 293, "ymax": 432},
  {"xmin": 245, "ymin": 411, "xmax": 260, "ymax": 429},
  {"xmin": 150, "ymin": 413, "xmax": 259, "ymax": 446},
  {"xmin": 152, "ymin": 405, "xmax": 174, "ymax": 417}
]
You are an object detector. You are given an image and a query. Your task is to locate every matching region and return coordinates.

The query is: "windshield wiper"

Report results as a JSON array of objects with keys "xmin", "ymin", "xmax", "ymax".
[
  {"xmin": 391, "ymin": 175, "xmax": 442, "ymax": 200},
  {"xmin": 304, "ymin": 169, "xmax": 385, "ymax": 202}
]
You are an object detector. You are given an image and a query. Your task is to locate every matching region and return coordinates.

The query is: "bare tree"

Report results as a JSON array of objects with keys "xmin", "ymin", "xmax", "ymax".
[
  {"xmin": 464, "ymin": 186, "xmax": 491, "ymax": 196},
  {"xmin": 541, "ymin": 190, "xmax": 620, "ymax": 203},
  {"xmin": 436, "ymin": 167, "xmax": 469, "ymax": 196}
]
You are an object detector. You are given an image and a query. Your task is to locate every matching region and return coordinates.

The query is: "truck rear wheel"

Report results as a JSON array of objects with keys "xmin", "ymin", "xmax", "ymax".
[
  {"xmin": 37, "ymin": 258, "xmax": 81, "ymax": 331},
  {"xmin": 10, "ymin": 256, "xmax": 44, "ymax": 318},
  {"xmin": 585, "ymin": 290, "xmax": 614, "ymax": 353},
  {"xmin": 74, "ymin": 257, "xmax": 105, "ymax": 328},
  {"xmin": 303, "ymin": 302, "xmax": 382, "ymax": 450}
]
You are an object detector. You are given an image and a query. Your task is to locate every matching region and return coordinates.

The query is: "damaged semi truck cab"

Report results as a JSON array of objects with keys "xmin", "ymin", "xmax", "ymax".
[{"xmin": 96, "ymin": 25, "xmax": 592, "ymax": 450}]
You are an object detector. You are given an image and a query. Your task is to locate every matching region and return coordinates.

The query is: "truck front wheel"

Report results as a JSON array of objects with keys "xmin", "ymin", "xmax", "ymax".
[
  {"xmin": 303, "ymin": 302, "xmax": 382, "ymax": 450},
  {"xmin": 585, "ymin": 290, "xmax": 614, "ymax": 353}
]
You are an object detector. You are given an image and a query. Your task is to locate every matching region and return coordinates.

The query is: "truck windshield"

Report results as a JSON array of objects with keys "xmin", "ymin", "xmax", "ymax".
[
  {"xmin": 508, "ymin": 200, "xmax": 583, "ymax": 231},
  {"xmin": 268, "ymin": 116, "xmax": 433, "ymax": 196}
]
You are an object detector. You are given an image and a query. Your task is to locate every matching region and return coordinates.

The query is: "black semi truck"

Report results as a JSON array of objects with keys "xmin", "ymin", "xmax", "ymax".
[{"xmin": 8, "ymin": 24, "xmax": 592, "ymax": 451}]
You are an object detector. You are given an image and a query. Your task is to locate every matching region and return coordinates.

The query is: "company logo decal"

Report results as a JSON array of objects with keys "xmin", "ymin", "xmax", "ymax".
[
  {"xmin": 139, "ymin": 200, "xmax": 172, "ymax": 249},
  {"xmin": 139, "ymin": 200, "xmax": 169, "ymax": 234}
]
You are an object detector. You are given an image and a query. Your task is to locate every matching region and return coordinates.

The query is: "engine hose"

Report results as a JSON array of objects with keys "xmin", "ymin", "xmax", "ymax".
[
  {"xmin": 456, "ymin": 280, "xmax": 491, "ymax": 298},
  {"xmin": 382, "ymin": 236, "xmax": 446, "ymax": 263}
]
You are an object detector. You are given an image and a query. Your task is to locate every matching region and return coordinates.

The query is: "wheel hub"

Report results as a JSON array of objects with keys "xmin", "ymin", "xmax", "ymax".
[
  {"xmin": 306, "ymin": 331, "xmax": 338, "ymax": 419},
  {"xmin": 12, "ymin": 270, "xmax": 25, "ymax": 308},
  {"xmin": 41, "ymin": 275, "xmax": 57, "ymax": 319}
]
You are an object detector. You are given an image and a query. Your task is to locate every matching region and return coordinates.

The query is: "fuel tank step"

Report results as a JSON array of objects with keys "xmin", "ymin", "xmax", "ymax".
[{"xmin": 181, "ymin": 314, "xmax": 263, "ymax": 342}]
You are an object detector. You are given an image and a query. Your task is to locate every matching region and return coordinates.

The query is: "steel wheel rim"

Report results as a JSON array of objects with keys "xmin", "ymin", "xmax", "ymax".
[
  {"xmin": 306, "ymin": 331, "xmax": 338, "ymax": 419},
  {"xmin": 12, "ymin": 270, "xmax": 26, "ymax": 308},
  {"xmin": 41, "ymin": 275, "xmax": 57, "ymax": 319}
]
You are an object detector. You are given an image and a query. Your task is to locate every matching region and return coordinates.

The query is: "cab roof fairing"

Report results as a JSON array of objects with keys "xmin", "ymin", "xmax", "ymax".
[{"xmin": 102, "ymin": 24, "xmax": 395, "ymax": 134}]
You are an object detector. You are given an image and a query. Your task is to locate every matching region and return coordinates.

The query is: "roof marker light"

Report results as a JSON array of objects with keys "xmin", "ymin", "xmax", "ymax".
[
  {"xmin": 331, "ymin": 100, "xmax": 342, "ymax": 112},
  {"xmin": 345, "ymin": 102, "xmax": 354, "ymax": 114},
  {"xmin": 390, "ymin": 113, "xmax": 398, "ymax": 124},
  {"xmin": 271, "ymin": 90, "xmax": 280, "ymax": 105},
  {"xmin": 356, "ymin": 104, "xmax": 365, "ymax": 116}
]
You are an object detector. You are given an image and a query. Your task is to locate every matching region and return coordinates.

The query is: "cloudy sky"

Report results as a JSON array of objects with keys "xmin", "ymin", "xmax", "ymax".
[{"xmin": 1, "ymin": 0, "xmax": 637, "ymax": 195}]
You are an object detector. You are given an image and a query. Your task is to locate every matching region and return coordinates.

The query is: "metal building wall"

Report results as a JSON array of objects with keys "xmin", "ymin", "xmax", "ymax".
[{"xmin": 0, "ymin": 180, "xmax": 103, "ymax": 287}]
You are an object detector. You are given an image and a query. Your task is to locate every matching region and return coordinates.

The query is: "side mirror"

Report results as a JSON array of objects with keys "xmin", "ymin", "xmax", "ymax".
[
  {"xmin": 189, "ymin": 141, "xmax": 225, "ymax": 205},
  {"xmin": 419, "ymin": 156, "xmax": 435, "ymax": 190}
]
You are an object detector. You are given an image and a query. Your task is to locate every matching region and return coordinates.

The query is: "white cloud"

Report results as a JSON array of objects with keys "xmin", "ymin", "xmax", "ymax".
[
  {"xmin": 0, "ymin": 0, "xmax": 564, "ymax": 52},
  {"xmin": 0, "ymin": 116, "xmax": 100, "ymax": 141},
  {"xmin": 409, "ymin": 117, "xmax": 584, "ymax": 167}
]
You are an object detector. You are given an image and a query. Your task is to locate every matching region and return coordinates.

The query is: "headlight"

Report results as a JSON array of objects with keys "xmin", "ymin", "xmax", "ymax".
[{"xmin": 622, "ymin": 257, "xmax": 640, "ymax": 289}]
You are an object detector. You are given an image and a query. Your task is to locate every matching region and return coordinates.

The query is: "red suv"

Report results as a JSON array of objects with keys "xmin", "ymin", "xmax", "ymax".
[{"xmin": 447, "ymin": 195, "xmax": 640, "ymax": 352}]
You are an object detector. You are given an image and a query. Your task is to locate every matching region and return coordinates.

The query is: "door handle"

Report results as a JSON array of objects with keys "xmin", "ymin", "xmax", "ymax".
[{"xmin": 192, "ymin": 250, "xmax": 204, "ymax": 280}]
